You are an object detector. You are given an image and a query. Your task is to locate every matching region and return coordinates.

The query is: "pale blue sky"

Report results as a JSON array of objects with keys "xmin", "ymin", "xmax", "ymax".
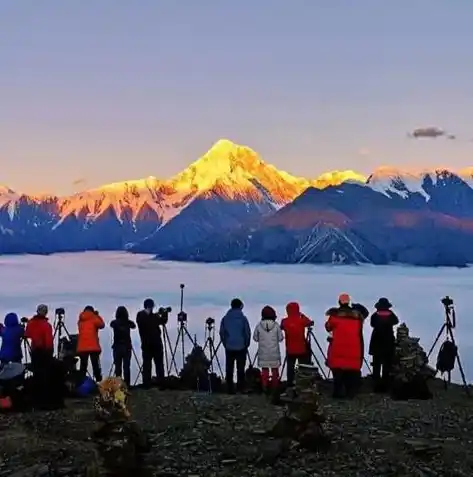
[{"xmin": 1, "ymin": 1, "xmax": 473, "ymax": 195}]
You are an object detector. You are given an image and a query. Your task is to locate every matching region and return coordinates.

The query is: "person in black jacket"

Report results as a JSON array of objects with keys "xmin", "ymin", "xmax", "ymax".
[
  {"xmin": 368, "ymin": 297, "xmax": 399, "ymax": 392},
  {"xmin": 136, "ymin": 298, "xmax": 168, "ymax": 388},
  {"xmin": 110, "ymin": 306, "xmax": 136, "ymax": 387}
]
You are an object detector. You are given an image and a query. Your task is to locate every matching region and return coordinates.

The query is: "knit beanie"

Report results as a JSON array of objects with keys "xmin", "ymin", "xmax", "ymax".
[{"xmin": 261, "ymin": 305, "xmax": 276, "ymax": 320}]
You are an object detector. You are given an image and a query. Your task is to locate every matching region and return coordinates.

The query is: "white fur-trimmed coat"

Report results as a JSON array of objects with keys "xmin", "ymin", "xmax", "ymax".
[{"xmin": 253, "ymin": 319, "xmax": 284, "ymax": 369}]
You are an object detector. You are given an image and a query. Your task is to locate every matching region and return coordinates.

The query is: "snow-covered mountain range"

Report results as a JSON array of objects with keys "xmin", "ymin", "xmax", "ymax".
[{"xmin": 2, "ymin": 139, "xmax": 473, "ymax": 267}]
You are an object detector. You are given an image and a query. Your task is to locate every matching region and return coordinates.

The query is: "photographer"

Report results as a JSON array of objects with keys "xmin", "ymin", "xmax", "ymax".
[
  {"xmin": 0, "ymin": 313, "xmax": 24, "ymax": 364},
  {"xmin": 77, "ymin": 306, "xmax": 105, "ymax": 382},
  {"xmin": 325, "ymin": 294, "xmax": 365, "ymax": 399},
  {"xmin": 110, "ymin": 306, "xmax": 136, "ymax": 387},
  {"xmin": 280, "ymin": 302, "xmax": 313, "ymax": 387},
  {"xmin": 136, "ymin": 298, "xmax": 168, "ymax": 388},
  {"xmin": 219, "ymin": 298, "xmax": 251, "ymax": 394}
]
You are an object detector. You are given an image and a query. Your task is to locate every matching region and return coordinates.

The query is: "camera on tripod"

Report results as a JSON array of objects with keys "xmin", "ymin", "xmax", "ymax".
[
  {"xmin": 441, "ymin": 296, "xmax": 454, "ymax": 308},
  {"xmin": 55, "ymin": 307, "xmax": 65, "ymax": 317},
  {"xmin": 178, "ymin": 311, "xmax": 188, "ymax": 323},
  {"xmin": 205, "ymin": 317, "xmax": 215, "ymax": 328},
  {"xmin": 20, "ymin": 317, "xmax": 28, "ymax": 325},
  {"xmin": 158, "ymin": 306, "xmax": 172, "ymax": 320}
]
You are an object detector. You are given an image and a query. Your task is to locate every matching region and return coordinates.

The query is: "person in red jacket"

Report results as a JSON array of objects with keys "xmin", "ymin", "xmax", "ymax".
[
  {"xmin": 325, "ymin": 293, "xmax": 365, "ymax": 398},
  {"xmin": 25, "ymin": 304, "xmax": 54, "ymax": 357},
  {"xmin": 77, "ymin": 306, "xmax": 105, "ymax": 382},
  {"xmin": 24, "ymin": 304, "xmax": 55, "ymax": 403},
  {"xmin": 280, "ymin": 302, "xmax": 313, "ymax": 386}
]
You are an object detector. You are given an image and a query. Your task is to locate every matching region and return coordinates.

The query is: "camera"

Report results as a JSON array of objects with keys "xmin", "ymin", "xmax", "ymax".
[
  {"xmin": 20, "ymin": 317, "xmax": 29, "ymax": 325},
  {"xmin": 206, "ymin": 317, "xmax": 215, "ymax": 327},
  {"xmin": 158, "ymin": 306, "xmax": 172, "ymax": 318},
  {"xmin": 177, "ymin": 311, "xmax": 188, "ymax": 323},
  {"xmin": 55, "ymin": 307, "xmax": 65, "ymax": 316},
  {"xmin": 441, "ymin": 296, "xmax": 454, "ymax": 308},
  {"xmin": 180, "ymin": 284, "xmax": 185, "ymax": 289}
]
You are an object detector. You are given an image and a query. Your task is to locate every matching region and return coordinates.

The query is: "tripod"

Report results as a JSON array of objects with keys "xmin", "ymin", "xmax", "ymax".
[
  {"xmin": 277, "ymin": 327, "xmax": 329, "ymax": 380},
  {"xmin": 202, "ymin": 318, "xmax": 224, "ymax": 378},
  {"xmin": 53, "ymin": 308, "xmax": 94, "ymax": 380},
  {"xmin": 428, "ymin": 297, "xmax": 469, "ymax": 396},
  {"xmin": 168, "ymin": 284, "xmax": 196, "ymax": 375},
  {"xmin": 52, "ymin": 309, "xmax": 73, "ymax": 358}
]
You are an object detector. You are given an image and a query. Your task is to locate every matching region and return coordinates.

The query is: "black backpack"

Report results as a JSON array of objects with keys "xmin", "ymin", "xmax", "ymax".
[{"xmin": 436, "ymin": 340, "xmax": 457, "ymax": 373}]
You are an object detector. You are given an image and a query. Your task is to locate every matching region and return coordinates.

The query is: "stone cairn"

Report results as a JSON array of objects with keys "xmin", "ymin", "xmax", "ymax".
[
  {"xmin": 88, "ymin": 377, "xmax": 150, "ymax": 476},
  {"xmin": 392, "ymin": 323, "xmax": 436, "ymax": 383},
  {"xmin": 180, "ymin": 344, "xmax": 212, "ymax": 391},
  {"xmin": 271, "ymin": 364, "xmax": 330, "ymax": 450}
]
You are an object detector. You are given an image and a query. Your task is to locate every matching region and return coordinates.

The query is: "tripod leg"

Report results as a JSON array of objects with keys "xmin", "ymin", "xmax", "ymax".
[
  {"xmin": 428, "ymin": 324, "xmax": 447, "ymax": 359},
  {"xmin": 162, "ymin": 329, "xmax": 174, "ymax": 376},
  {"xmin": 251, "ymin": 351, "xmax": 258, "ymax": 368},
  {"xmin": 309, "ymin": 332, "xmax": 330, "ymax": 378},
  {"xmin": 169, "ymin": 329, "xmax": 182, "ymax": 375},
  {"xmin": 310, "ymin": 350, "xmax": 328, "ymax": 379},
  {"xmin": 363, "ymin": 357, "xmax": 372, "ymax": 374},
  {"xmin": 162, "ymin": 328, "xmax": 169, "ymax": 377},
  {"xmin": 447, "ymin": 327, "xmax": 470, "ymax": 397},
  {"xmin": 280, "ymin": 356, "xmax": 287, "ymax": 377},
  {"xmin": 210, "ymin": 342, "xmax": 224, "ymax": 378}
]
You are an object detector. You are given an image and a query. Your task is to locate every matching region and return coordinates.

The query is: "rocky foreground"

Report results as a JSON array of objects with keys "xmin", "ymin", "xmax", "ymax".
[{"xmin": 1, "ymin": 380, "xmax": 473, "ymax": 477}]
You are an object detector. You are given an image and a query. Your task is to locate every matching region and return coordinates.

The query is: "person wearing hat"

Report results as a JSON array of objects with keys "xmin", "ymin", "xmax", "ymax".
[
  {"xmin": 325, "ymin": 293, "xmax": 366, "ymax": 398},
  {"xmin": 136, "ymin": 298, "xmax": 168, "ymax": 388},
  {"xmin": 24, "ymin": 304, "xmax": 55, "ymax": 405},
  {"xmin": 24, "ymin": 304, "xmax": 54, "ymax": 357},
  {"xmin": 252, "ymin": 305, "xmax": 284, "ymax": 392},
  {"xmin": 368, "ymin": 297, "xmax": 399, "ymax": 392}
]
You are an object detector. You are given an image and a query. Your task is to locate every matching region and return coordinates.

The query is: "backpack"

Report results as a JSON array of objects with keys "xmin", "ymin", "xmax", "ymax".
[{"xmin": 436, "ymin": 340, "xmax": 457, "ymax": 373}]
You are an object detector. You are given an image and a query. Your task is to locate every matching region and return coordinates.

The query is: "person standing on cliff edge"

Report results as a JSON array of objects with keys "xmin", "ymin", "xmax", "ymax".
[
  {"xmin": 219, "ymin": 298, "xmax": 251, "ymax": 394},
  {"xmin": 325, "ymin": 294, "xmax": 366, "ymax": 399}
]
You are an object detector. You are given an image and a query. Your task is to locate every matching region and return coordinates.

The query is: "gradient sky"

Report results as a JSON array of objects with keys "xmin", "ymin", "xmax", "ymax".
[{"xmin": 2, "ymin": 1, "xmax": 473, "ymax": 195}]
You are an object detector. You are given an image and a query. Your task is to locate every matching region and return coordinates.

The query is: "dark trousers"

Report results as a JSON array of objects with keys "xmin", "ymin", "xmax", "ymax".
[
  {"xmin": 141, "ymin": 343, "xmax": 164, "ymax": 387},
  {"xmin": 79, "ymin": 351, "xmax": 102, "ymax": 382},
  {"xmin": 332, "ymin": 369, "xmax": 359, "ymax": 398},
  {"xmin": 225, "ymin": 349, "xmax": 247, "ymax": 393},
  {"xmin": 30, "ymin": 349, "xmax": 64, "ymax": 410},
  {"xmin": 286, "ymin": 353, "xmax": 309, "ymax": 386},
  {"xmin": 372, "ymin": 354, "xmax": 393, "ymax": 390},
  {"xmin": 113, "ymin": 347, "xmax": 132, "ymax": 386}
]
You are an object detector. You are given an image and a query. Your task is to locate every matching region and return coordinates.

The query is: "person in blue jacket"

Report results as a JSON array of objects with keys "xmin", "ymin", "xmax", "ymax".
[
  {"xmin": 219, "ymin": 298, "xmax": 251, "ymax": 394},
  {"xmin": 0, "ymin": 313, "xmax": 24, "ymax": 364}
]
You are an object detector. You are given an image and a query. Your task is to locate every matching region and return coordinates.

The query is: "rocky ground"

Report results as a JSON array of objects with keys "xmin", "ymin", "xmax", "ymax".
[{"xmin": 1, "ymin": 379, "xmax": 473, "ymax": 477}]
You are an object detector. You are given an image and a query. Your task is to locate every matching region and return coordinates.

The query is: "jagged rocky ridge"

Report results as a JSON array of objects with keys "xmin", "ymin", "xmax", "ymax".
[{"xmin": 2, "ymin": 140, "xmax": 473, "ymax": 266}]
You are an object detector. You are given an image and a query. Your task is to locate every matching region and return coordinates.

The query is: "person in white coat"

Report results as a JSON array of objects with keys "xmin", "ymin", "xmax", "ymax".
[{"xmin": 253, "ymin": 305, "xmax": 284, "ymax": 391}]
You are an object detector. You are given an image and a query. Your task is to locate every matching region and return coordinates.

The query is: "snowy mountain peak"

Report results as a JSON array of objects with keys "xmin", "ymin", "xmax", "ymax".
[
  {"xmin": 168, "ymin": 139, "xmax": 263, "ymax": 192},
  {"xmin": 366, "ymin": 166, "xmax": 430, "ymax": 200},
  {"xmin": 314, "ymin": 170, "xmax": 366, "ymax": 187}
]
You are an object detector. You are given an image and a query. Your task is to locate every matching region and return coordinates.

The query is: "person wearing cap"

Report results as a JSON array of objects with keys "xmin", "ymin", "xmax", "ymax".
[
  {"xmin": 253, "ymin": 305, "xmax": 284, "ymax": 392},
  {"xmin": 325, "ymin": 293, "xmax": 366, "ymax": 398},
  {"xmin": 136, "ymin": 298, "xmax": 168, "ymax": 388},
  {"xmin": 280, "ymin": 302, "xmax": 314, "ymax": 387},
  {"xmin": 219, "ymin": 298, "xmax": 251, "ymax": 394},
  {"xmin": 25, "ymin": 304, "xmax": 54, "ymax": 356},
  {"xmin": 369, "ymin": 297, "xmax": 399, "ymax": 392},
  {"xmin": 24, "ymin": 304, "xmax": 55, "ymax": 403}
]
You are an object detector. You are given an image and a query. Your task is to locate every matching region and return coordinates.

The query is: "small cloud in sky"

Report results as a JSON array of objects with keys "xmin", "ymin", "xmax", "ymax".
[
  {"xmin": 72, "ymin": 177, "xmax": 87, "ymax": 187},
  {"xmin": 357, "ymin": 147, "xmax": 370, "ymax": 157},
  {"xmin": 408, "ymin": 126, "xmax": 456, "ymax": 140}
]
